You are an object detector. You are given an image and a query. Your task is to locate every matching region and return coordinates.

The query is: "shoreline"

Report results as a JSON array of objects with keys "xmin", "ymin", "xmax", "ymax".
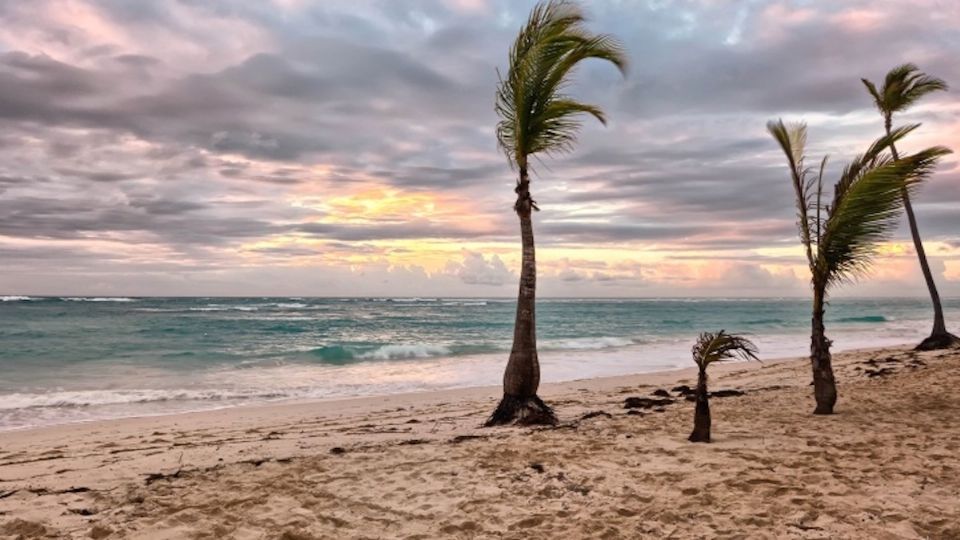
[
  {"xmin": 0, "ymin": 341, "xmax": 892, "ymax": 437},
  {"xmin": 2, "ymin": 295, "xmax": 940, "ymax": 433},
  {"xmin": 3, "ymin": 343, "xmax": 959, "ymax": 538}
]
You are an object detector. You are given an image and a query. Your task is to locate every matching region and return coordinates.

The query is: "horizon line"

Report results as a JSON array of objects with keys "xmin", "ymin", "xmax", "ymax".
[{"xmin": 3, "ymin": 294, "xmax": 957, "ymax": 301}]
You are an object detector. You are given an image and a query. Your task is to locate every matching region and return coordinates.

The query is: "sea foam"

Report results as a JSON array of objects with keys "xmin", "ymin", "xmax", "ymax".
[{"xmin": 358, "ymin": 344, "xmax": 453, "ymax": 360}]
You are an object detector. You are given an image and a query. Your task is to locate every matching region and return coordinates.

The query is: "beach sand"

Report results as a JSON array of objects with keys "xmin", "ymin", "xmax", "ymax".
[{"xmin": 1, "ymin": 345, "xmax": 958, "ymax": 539}]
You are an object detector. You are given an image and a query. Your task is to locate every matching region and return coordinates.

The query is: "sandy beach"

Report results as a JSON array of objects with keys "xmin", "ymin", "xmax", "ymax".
[
  {"xmin": 0, "ymin": 345, "xmax": 958, "ymax": 539},
  {"xmin": 3, "ymin": 0, "xmax": 959, "ymax": 539}
]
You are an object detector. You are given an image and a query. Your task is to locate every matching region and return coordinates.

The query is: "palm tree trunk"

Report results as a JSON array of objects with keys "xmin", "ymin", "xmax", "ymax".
[
  {"xmin": 811, "ymin": 283, "xmax": 837, "ymax": 415},
  {"xmin": 485, "ymin": 168, "xmax": 556, "ymax": 426},
  {"xmin": 688, "ymin": 369, "xmax": 711, "ymax": 443},
  {"xmin": 887, "ymin": 121, "xmax": 958, "ymax": 351}
]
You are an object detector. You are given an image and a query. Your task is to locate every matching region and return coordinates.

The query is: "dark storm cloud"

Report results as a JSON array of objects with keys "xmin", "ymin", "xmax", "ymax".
[
  {"xmin": 54, "ymin": 168, "xmax": 142, "ymax": 183},
  {"xmin": 0, "ymin": 195, "xmax": 279, "ymax": 244},
  {"xmin": 0, "ymin": 175, "xmax": 43, "ymax": 190},
  {"xmin": 0, "ymin": 38, "xmax": 478, "ymax": 163},
  {"xmin": 0, "ymin": 52, "xmax": 109, "ymax": 123},
  {"xmin": 128, "ymin": 197, "xmax": 207, "ymax": 216},
  {"xmin": 378, "ymin": 164, "xmax": 506, "ymax": 189}
]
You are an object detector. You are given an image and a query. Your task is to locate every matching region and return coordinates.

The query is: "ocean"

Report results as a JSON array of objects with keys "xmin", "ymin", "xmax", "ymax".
[{"xmin": 0, "ymin": 296, "xmax": 952, "ymax": 431}]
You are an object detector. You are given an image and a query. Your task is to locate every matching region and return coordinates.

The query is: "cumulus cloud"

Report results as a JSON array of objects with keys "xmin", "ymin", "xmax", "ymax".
[{"xmin": 446, "ymin": 251, "xmax": 515, "ymax": 286}]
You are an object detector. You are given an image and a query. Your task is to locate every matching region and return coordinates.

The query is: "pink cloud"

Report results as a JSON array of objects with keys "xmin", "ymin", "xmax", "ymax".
[{"xmin": 829, "ymin": 8, "xmax": 889, "ymax": 32}]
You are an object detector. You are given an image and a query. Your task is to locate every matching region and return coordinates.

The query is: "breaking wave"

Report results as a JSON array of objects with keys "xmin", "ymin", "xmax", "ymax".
[{"xmin": 837, "ymin": 315, "xmax": 889, "ymax": 323}]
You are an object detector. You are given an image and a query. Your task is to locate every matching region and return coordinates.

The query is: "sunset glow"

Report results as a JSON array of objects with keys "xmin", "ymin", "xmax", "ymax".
[{"xmin": 0, "ymin": 0, "xmax": 957, "ymax": 297}]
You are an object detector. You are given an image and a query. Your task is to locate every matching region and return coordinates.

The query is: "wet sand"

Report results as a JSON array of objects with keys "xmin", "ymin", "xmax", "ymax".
[{"xmin": 1, "ymin": 345, "xmax": 958, "ymax": 539}]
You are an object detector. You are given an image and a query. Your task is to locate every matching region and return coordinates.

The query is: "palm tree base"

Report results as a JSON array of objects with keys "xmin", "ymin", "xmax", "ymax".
[
  {"xmin": 915, "ymin": 331, "xmax": 960, "ymax": 351},
  {"xmin": 484, "ymin": 394, "xmax": 557, "ymax": 427},
  {"xmin": 812, "ymin": 405, "xmax": 835, "ymax": 415}
]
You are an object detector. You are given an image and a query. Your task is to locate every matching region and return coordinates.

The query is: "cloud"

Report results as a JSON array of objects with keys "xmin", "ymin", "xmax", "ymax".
[
  {"xmin": 0, "ymin": 0, "xmax": 958, "ymax": 296},
  {"xmin": 446, "ymin": 251, "xmax": 515, "ymax": 286}
]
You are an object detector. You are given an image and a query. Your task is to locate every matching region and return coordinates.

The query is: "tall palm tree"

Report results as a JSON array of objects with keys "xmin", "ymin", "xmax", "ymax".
[
  {"xmin": 688, "ymin": 330, "xmax": 758, "ymax": 443},
  {"xmin": 768, "ymin": 120, "xmax": 949, "ymax": 414},
  {"xmin": 862, "ymin": 64, "xmax": 958, "ymax": 350},
  {"xmin": 486, "ymin": 0, "xmax": 626, "ymax": 426}
]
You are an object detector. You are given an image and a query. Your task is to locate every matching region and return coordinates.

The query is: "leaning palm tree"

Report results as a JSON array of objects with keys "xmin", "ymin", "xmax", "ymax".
[
  {"xmin": 768, "ymin": 120, "xmax": 949, "ymax": 414},
  {"xmin": 688, "ymin": 330, "xmax": 758, "ymax": 443},
  {"xmin": 485, "ymin": 0, "xmax": 626, "ymax": 426},
  {"xmin": 862, "ymin": 64, "xmax": 958, "ymax": 350}
]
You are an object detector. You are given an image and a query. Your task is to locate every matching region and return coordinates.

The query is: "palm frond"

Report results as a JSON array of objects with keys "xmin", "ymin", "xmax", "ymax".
[
  {"xmin": 692, "ymin": 330, "xmax": 759, "ymax": 371},
  {"xmin": 862, "ymin": 63, "xmax": 949, "ymax": 117},
  {"xmin": 832, "ymin": 124, "xmax": 921, "ymax": 202},
  {"xmin": 861, "ymin": 78, "xmax": 882, "ymax": 108},
  {"xmin": 770, "ymin": 119, "xmax": 951, "ymax": 290},
  {"xmin": 814, "ymin": 155, "xmax": 828, "ymax": 248},
  {"xmin": 495, "ymin": 0, "xmax": 627, "ymax": 170},
  {"xmin": 821, "ymin": 145, "xmax": 951, "ymax": 286},
  {"xmin": 767, "ymin": 119, "xmax": 815, "ymax": 267}
]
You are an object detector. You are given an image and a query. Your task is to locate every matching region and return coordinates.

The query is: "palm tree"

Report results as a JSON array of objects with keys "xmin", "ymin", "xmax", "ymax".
[
  {"xmin": 862, "ymin": 64, "xmax": 958, "ymax": 350},
  {"xmin": 485, "ymin": 0, "xmax": 626, "ymax": 426},
  {"xmin": 688, "ymin": 331, "xmax": 758, "ymax": 443},
  {"xmin": 768, "ymin": 120, "xmax": 949, "ymax": 414}
]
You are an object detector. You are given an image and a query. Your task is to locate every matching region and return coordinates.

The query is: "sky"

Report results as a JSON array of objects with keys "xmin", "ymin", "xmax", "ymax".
[{"xmin": 0, "ymin": 0, "xmax": 958, "ymax": 298}]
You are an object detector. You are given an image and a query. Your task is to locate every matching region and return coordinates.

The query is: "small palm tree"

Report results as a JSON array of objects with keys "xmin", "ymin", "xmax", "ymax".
[
  {"xmin": 768, "ymin": 120, "xmax": 950, "ymax": 414},
  {"xmin": 486, "ymin": 0, "xmax": 626, "ymax": 426},
  {"xmin": 862, "ymin": 64, "xmax": 958, "ymax": 350},
  {"xmin": 688, "ymin": 331, "xmax": 758, "ymax": 443}
]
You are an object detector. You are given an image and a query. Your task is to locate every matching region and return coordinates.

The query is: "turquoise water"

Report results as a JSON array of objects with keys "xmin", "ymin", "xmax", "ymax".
[{"xmin": 0, "ymin": 296, "xmax": 953, "ymax": 430}]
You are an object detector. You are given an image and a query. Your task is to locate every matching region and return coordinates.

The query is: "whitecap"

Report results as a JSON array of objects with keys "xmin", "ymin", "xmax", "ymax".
[
  {"xmin": 189, "ymin": 305, "xmax": 259, "ymax": 312},
  {"xmin": 0, "ymin": 388, "xmax": 293, "ymax": 410},
  {"xmin": 358, "ymin": 344, "xmax": 451, "ymax": 360},
  {"xmin": 543, "ymin": 336, "xmax": 636, "ymax": 350},
  {"xmin": 62, "ymin": 297, "xmax": 137, "ymax": 302}
]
